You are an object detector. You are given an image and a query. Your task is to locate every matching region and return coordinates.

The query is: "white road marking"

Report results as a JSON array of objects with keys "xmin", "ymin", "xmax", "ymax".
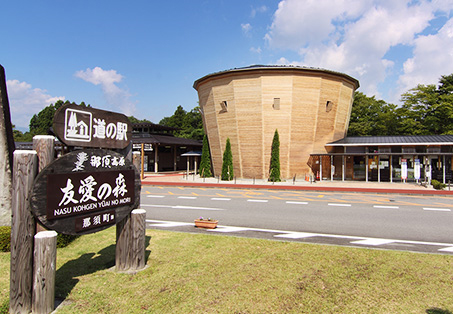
[
  {"xmin": 423, "ymin": 207, "xmax": 451, "ymax": 212},
  {"xmin": 178, "ymin": 196, "xmax": 197, "ymax": 199},
  {"xmin": 247, "ymin": 199, "xmax": 268, "ymax": 203},
  {"xmin": 142, "ymin": 204, "xmax": 224, "ymax": 211},
  {"xmin": 328, "ymin": 203, "xmax": 352, "ymax": 207},
  {"xmin": 286, "ymin": 201, "xmax": 309, "ymax": 205},
  {"xmin": 373, "ymin": 205, "xmax": 399, "ymax": 209},
  {"xmin": 274, "ymin": 232, "xmax": 316, "ymax": 239},
  {"xmin": 438, "ymin": 247, "xmax": 453, "ymax": 252},
  {"xmin": 351, "ymin": 239, "xmax": 395, "ymax": 246},
  {"xmin": 148, "ymin": 221, "xmax": 192, "ymax": 228},
  {"xmin": 208, "ymin": 226, "xmax": 249, "ymax": 233},
  {"xmin": 144, "ymin": 219, "xmax": 453, "ymax": 254},
  {"xmin": 147, "ymin": 195, "xmax": 165, "ymax": 198},
  {"xmin": 211, "ymin": 198, "xmax": 231, "ymax": 201}
]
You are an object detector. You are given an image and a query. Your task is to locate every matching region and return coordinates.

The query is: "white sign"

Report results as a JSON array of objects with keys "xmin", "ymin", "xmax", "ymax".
[
  {"xmin": 414, "ymin": 159, "xmax": 420, "ymax": 180},
  {"xmin": 401, "ymin": 159, "xmax": 407, "ymax": 180}
]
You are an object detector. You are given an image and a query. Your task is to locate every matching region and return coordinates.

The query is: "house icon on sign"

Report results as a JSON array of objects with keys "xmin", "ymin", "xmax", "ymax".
[{"xmin": 64, "ymin": 109, "xmax": 92, "ymax": 142}]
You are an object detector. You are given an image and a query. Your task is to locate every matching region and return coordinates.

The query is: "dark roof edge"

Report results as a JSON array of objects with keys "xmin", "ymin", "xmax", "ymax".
[
  {"xmin": 327, "ymin": 135, "xmax": 453, "ymax": 146},
  {"xmin": 193, "ymin": 65, "xmax": 360, "ymax": 90}
]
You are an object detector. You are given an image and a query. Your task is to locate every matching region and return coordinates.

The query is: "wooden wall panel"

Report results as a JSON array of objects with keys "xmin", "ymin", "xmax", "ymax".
[{"xmin": 195, "ymin": 68, "xmax": 358, "ymax": 179}]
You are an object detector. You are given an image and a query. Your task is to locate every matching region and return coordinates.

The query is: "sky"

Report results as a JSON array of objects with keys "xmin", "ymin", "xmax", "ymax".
[{"xmin": 2, "ymin": 0, "xmax": 453, "ymax": 131}]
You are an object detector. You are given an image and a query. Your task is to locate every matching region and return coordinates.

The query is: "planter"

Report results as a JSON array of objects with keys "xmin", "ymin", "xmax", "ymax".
[{"xmin": 194, "ymin": 219, "xmax": 218, "ymax": 229}]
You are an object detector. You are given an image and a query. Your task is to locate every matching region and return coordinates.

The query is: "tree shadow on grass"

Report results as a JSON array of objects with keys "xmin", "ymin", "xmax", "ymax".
[
  {"xmin": 426, "ymin": 308, "xmax": 452, "ymax": 314},
  {"xmin": 55, "ymin": 235, "xmax": 151, "ymax": 298}
]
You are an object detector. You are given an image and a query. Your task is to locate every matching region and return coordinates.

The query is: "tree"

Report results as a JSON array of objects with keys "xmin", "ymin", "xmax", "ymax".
[
  {"xmin": 28, "ymin": 100, "xmax": 89, "ymax": 136},
  {"xmin": 199, "ymin": 134, "xmax": 212, "ymax": 177},
  {"xmin": 269, "ymin": 129, "xmax": 281, "ymax": 182},
  {"xmin": 221, "ymin": 138, "xmax": 233, "ymax": 181},
  {"xmin": 347, "ymin": 92, "xmax": 398, "ymax": 136},
  {"xmin": 159, "ymin": 105, "xmax": 204, "ymax": 140},
  {"xmin": 398, "ymin": 74, "xmax": 453, "ymax": 135},
  {"xmin": 128, "ymin": 116, "xmax": 151, "ymax": 124}
]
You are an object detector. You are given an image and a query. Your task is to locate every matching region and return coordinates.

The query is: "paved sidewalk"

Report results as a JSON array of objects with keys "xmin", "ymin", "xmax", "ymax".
[{"xmin": 141, "ymin": 172, "xmax": 453, "ymax": 195}]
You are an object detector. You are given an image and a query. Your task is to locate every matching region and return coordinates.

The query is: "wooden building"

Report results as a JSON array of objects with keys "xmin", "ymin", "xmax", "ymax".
[
  {"xmin": 131, "ymin": 122, "xmax": 202, "ymax": 172},
  {"xmin": 193, "ymin": 65, "xmax": 359, "ymax": 179}
]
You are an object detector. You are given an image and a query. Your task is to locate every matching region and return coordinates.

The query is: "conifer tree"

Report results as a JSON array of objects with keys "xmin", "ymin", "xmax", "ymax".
[
  {"xmin": 269, "ymin": 129, "xmax": 281, "ymax": 182},
  {"xmin": 221, "ymin": 138, "xmax": 234, "ymax": 180},
  {"xmin": 199, "ymin": 134, "xmax": 212, "ymax": 177}
]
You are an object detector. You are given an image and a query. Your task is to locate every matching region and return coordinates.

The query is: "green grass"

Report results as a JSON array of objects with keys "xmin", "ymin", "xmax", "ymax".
[{"xmin": 1, "ymin": 228, "xmax": 453, "ymax": 313}]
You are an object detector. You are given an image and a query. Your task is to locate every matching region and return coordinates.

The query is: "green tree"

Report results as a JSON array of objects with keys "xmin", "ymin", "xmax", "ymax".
[
  {"xmin": 128, "ymin": 116, "xmax": 151, "ymax": 124},
  {"xmin": 221, "ymin": 138, "xmax": 233, "ymax": 181},
  {"xmin": 269, "ymin": 129, "xmax": 281, "ymax": 182},
  {"xmin": 199, "ymin": 134, "xmax": 212, "ymax": 178},
  {"xmin": 347, "ymin": 92, "xmax": 398, "ymax": 136},
  {"xmin": 398, "ymin": 74, "xmax": 453, "ymax": 135},
  {"xmin": 159, "ymin": 105, "xmax": 204, "ymax": 140},
  {"xmin": 28, "ymin": 100, "xmax": 89, "ymax": 136}
]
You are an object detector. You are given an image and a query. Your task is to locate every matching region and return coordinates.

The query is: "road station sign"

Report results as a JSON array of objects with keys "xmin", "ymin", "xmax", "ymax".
[
  {"xmin": 53, "ymin": 103, "xmax": 132, "ymax": 149},
  {"xmin": 30, "ymin": 149, "xmax": 140, "ymax": 235}
]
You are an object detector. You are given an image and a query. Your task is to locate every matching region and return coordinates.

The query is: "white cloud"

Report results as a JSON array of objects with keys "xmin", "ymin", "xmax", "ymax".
[
  {"xmin": 6, "ymin": 79, "xmax": 64, "ymax": 130},
  {"xmin": 75, "ymin": 67, "xmax": 135, "ymax": 116},
  {"xmin": 264, "ymin": 0, "xmax": 453, "ymax": 101},
  {"xmin": 251, "ymin": 5, "xmax": 268, "ymax": 18},
  {"xmin": 250, "ymin": 46, "xmax": 262, "ymax": 54},
  {"xmin": 397, "ymin": 17, "xmax": 453, "ymax": 98},
  {"xmin": 241, "ymin": 23, "xmax": 252, "ymax": 36}
]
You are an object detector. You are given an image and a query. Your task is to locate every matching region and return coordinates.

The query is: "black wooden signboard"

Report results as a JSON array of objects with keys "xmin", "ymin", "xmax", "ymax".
[
  {"xmin": 30, "ymin": 149, "xmax": 141, "ymax": 235},
  {"xmin": 53, "ymin": 103, "xmax": 132, "ymax": 149}
]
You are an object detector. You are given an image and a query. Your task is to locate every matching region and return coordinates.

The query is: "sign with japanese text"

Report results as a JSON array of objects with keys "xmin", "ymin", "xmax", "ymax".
[
  {"xmin": 53, "ymin": 103, "xmax": 132, "ymax": 149},
  {"xmin": 414, "ymin": 159, "xmax": 421, "ymax": 180},
  {"xmin": 401, "ymin": 159, "xmax": 408, "ymax": 180},
  {"xmin": 30, "ymin": 149, "xmax": 140, "ymax": 235}
]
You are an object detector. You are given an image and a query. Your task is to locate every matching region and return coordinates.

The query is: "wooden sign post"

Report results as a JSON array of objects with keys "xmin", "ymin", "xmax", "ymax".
[{"xmin": 0, "ymin": 64, "xmax": 15, "ymax": 226}]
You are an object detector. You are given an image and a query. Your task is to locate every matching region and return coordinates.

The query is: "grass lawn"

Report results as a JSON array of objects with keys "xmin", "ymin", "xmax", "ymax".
[{"xmin": 1, "ymin": 228, "xmax": 453, "ymax": 313}]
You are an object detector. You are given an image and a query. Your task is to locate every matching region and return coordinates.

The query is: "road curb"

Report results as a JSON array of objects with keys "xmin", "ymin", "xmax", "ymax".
[{"xmin": 141, "ymin": 180, "xmax": 453, "ymax": 195}]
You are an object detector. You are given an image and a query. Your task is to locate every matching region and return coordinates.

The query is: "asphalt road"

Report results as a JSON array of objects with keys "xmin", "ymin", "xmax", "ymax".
[{"xmin": 140, "ymin": 186, "xmax": 453, "ymax": 254}]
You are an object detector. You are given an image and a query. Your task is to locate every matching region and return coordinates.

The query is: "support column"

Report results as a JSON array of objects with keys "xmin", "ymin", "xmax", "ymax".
[
  {"xmin": 173, "ymin": 146, "xmax": 177, "ymax": 171},
  {"xmin": 365, "ymin": 156, "xmax": 368, "ymax": 182},
  {"xmin": 443, "ymin": 155, "xmax": 446, "ymax": 184},
  {"xmin": 319, "ymin": 156, "xmax": 323, "ymax": 182},
  {"xmin": 390, "ymin": 155, "xmax": 393, "ymax": 183},
  {"xmin": 186, "ymin": 156, "xmax": 190, "ymax": 179},
  {"xmin": 154, "ymin": 144, "xmax": 158, "ymax": 173},
  {"xmin": 378, "ymin": 156, "xmax": 381, "ymax": 183},
  {"xmin": 342, "ymin": 155, "xmax": 345, "ymax": 182},
  {"xmin": 331, "ymin": 156, "xmax": 334, "ymax": 181}
]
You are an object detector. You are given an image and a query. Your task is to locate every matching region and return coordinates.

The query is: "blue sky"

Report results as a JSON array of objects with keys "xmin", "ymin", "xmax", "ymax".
[{"xmin": 2, "ymin": 0, "xmax": 453, "ymax": 131}]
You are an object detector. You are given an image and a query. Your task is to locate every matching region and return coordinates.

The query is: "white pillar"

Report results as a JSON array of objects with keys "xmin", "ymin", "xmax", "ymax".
[
  {"xmin": 342, "ymin": 155, "xmax": 345, "ymax": 181},
  {"xmin": 365, "ymin": 156, "xmax": 368, "ymax": 182},
  {"xmin": 390, "ymin": 155, "xmax": 393, "ymax": 183},
  {"xmin": 378, "ymin": 156, "xmax": 381, "ymax": 183},
  {"xmin": 331, "ymin": 156, "xmax": 334, "ymax": 181},
  {"xmin": 443, "ymin": 155, "xmax": 446, "ymax": 184},
  {"xmin": 319, "ymin": 156, "xmax": 323, "ymax": 182},
  {"xmin": 154, "ymin": 145, "xmax": 158, "ymax": 173}
]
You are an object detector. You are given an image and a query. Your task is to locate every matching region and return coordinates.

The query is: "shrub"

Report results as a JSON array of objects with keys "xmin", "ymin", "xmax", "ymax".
[
  {"xmin": 199, "ymin": 134, "xmax": 213, "ymax": 178},
  {"xmin": 431, "ymin": 179, "xmax": 446, "ymax": 190},
  {"xmin": 221, "ymin": 138, "xmax": 234, "ymax": 181},
  {"xmin": 0, "ymin": 226, "xmax": 11, "ymax": 252},
  {"xmin": 0, "ymin": 226, "xmax": 78, "ymax": 252},
  {"xmin": 269, "ymin": 129, "xmax": 281, "ymax": 182}
]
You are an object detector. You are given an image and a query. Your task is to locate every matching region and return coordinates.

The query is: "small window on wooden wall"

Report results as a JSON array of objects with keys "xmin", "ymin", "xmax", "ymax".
[
  {"xmin": 273, "ymin": 98, "xmax": 280, "ymax": 110},
  {"xmin": 219, "ymin": 101, "xmax": 228, "ymax": 114},
  {"xmin": 326, "ymin": 101, "xmax": 333, "ymax": 112}
]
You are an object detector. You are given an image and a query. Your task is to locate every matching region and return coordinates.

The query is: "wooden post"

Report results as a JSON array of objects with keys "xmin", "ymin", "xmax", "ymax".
[
  {"xmin": 32, "ymin": 231, "xmax": 57, "ymax": 314},
  {"xmin": 116, "ymin": 213, "xmax": 132, "ymax": 271},
  {"xmin": 141, "ymin": 143, "xmax": 145, "ymax": 179},
  {"xmin": 0, "ymin": 64, "xmax": 15, "ymax": 227},
  {"xmin": 33, "ymin": 135, "xmax": 55, "ymax": 233},
  {"xmin": 10, "ymin": 150, "xmax": 38, "ymax": 314},
  {"xmin": 33, "ymin": 135, "xmax": 55, "ymax": 172},
  {"xmin": 130, "ymin": 209, "xmax": 146, "ymax": 270},
  {"xmin": 133, "ymin": 151, "xmax": 141, "ymax": 176}
]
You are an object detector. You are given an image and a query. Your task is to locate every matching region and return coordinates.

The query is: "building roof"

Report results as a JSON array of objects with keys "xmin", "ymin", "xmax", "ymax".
[
  {"xmin": 193, "ymin": 65, "xmax": 360, "ymax": 90},
  {"xmin": 132, "ymin": 134, "xmax": 202, "ymax": 146},
  {"xmin": 327, "ymin": 135, "xmax": 453, "ymax": 147},
  {"xmin": 132, "ymin": 122, "xmax": 178, "ymax": 132}
]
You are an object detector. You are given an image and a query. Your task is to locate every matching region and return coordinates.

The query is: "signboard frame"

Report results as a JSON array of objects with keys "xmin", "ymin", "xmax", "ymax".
[
  {"xmin": 30, "ymin": 149, "xmax": 140, "ymax": 235},
  {"xmin": 53, "ymin": 103, "xmax": 132, "ymax": 149}
]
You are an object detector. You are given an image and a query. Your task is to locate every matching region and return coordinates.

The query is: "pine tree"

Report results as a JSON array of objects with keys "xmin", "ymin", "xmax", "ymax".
[
  {"xmin": 221, "ymin": 138, "xmax": 234, "ymax": 180},
  {"xmin": 269, "ymin": 129, "xmax": 281, "ymax": 182},
  {"xmin": 199, "ymin": 134, "xmax": 212, "ymax": 177}
]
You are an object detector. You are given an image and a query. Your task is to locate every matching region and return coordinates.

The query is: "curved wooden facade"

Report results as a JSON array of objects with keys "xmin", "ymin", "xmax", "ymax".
[{"xmin": 193, "ymin": 66, "xmax": 359, "ymax": 179}]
